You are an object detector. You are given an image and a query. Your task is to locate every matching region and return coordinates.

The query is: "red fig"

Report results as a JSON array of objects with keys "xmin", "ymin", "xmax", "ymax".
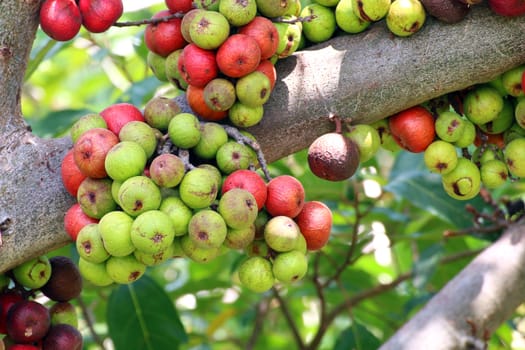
[
  {"xmin": 6, "ymin": 301, "xmax": 50, "ymax": 343},
  {"xmin": 39, "ymin": 0, "xmax": 82, "ymax": 41},
  {"xmin": 488, "ymin": 0, "xmax": 525, "ymax": 16},
  {"xmin": 79, "ymin": 0, "xmax": 123, "ymax": 33}
]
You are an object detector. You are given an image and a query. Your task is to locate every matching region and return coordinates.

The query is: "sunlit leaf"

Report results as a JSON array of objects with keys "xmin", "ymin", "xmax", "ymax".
[{"xmin": 107, "ymin": 275, "xmax": 187, "ymax": 350}]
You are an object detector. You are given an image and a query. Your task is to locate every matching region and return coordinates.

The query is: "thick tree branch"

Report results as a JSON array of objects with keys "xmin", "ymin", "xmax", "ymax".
[{"xmin": 381, "ymin": 220, "xmax": 525, "ymax": 349}]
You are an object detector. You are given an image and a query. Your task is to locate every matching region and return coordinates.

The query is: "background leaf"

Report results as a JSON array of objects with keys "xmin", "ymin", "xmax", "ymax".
[{"xmin": 107, "ymin": 275, "xmax": 187, "ymax": 350}]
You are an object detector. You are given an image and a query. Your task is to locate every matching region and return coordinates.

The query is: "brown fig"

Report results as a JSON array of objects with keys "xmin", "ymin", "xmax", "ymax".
[
  {"xmin": 40, "ymin": 256, "xmax": 82, "ymax": 302},
  {"xmin": 420, "ymin": 0, "xmax": 470, "ymax": 23},
  {"xmin": 308, "ymin": 133, "xmax": 360, "ymax": 181}
]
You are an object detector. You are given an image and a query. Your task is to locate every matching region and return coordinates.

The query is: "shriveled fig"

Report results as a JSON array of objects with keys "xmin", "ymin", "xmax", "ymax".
[
  {"xmin": 420, "ymin": 0, "xmax": 469, "ymax": 23},
  {"xmin": 308, "ymin": 132, "xmax": 360, "ymax": 181}
]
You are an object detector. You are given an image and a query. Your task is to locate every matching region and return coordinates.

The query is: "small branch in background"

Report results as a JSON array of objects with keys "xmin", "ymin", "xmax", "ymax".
[
  {"xmin": 245, "ymin": 297, "xmax": 272, "ymax": 350},
  {"xmin": 177, "ymin": 148, "xmax": 195, "ymax": 171},
  {"xmin": 113, "ymin": 13, "xmax": 184, "ymax": 27},
  {"xmin": 272, "ymin": 286, "xmax": 307, "ymax": 350},
  {"xmin": 77, "ymin": 296, "xmax": 106, "ymax": 350}
]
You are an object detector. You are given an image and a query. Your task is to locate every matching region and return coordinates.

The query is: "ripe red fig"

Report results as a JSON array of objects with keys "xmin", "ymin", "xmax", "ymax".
[
  {"xmin": 489, "ymin": 0, "xmax": 525, "ymax": 16},
  {"xmin": 41, "ymin": 256, "xmax": 82, "ymax": 302},
  {"xmin": 100, "ymin": 103, "xmax": 145, "ymax": 135},
  {"xmin": 255, "ymin": 60, "xmax": 277, "ymax": 90},
  {"xmin": 166, "ymin": 0, "xmax": 194, "ymax": 13},
  {"xmin": 6, "ymin": 301, "xmax": 50, "ymax": 343},
  {"xmin": 178, "ymin": 44, "xmax": 219, "ymax": 87},
  {"xmin": 78, "ymin": 0, "xmax": 123, "ymax": 33},
  {"xmin": 295, "ymin": 201, "xmax": 333, "ymax": 251},
  {"xmin": 216, "ymin": 34, "xmax": 261, "ymax": 78},
  {"xmin": 73, "ymin": 128, "xmax": 119, "ymax": 179},
  {"xmin": 389, "ymin": 106, "xmax": 435, "ymax": 153},
  {"xmin": 144, "ymin": 10, "xmax": 187, "ymax": 57},
  {"xmin": 39, "ymin": 0, "xmax": 82, "ymax": 41},
  {"xmin": 265, "ymin": 175, "xmax": 305, "ymax": 218},
  {"xmin": 42, "ymin": 324, "xmax": 83, "ymax": 350},
  {"xmin": 63, "ymin": 203, "xmax": 99, "ymax": 241},
  {"xmin": 61, "ymin": 149, "xmax": 86, "ymax": 197},
  {"xmin": 238, "ymin": 17, "xmax": 279, "ymax": 60},
  {"xmin": 0, "ymin": 291, "xmax": 24, "ymax": 334}
]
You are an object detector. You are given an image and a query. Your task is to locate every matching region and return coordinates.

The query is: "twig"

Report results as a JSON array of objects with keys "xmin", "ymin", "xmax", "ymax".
[
  {"xmin": 113, "ymin": 13, "xmax": 184, "ymax": 27},
  {"xmin": 222, "ymin": 125, "xmax": 272, "ymax": 182},
  {"xmin": 177, "ymin": 148, "xmax": 195, "ymax": 171},
  {"xmin": 77, "ymin": 295, "xmax": 106, "ymax": 349},
  {"xmin": 272, "ymin": 286, "xmax": 307, "ymax": 350},
  {"xmin": 273, "ymin": 15, "xmax": 317, "ymax": 24},
  {"xmin": 245, "ymin": 297, "xmax": 272, "ymax": 350}
]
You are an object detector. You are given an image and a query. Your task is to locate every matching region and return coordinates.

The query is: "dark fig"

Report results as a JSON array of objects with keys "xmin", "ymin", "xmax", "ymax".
[
  {"xmin": 40, "ymin": 256, "xmax": 82, "ymax": 302},
  {"xmin": 6, "ymin": 300, "xmax": 50, "ymax": 343},
  {"xmin": 420, "ymin": 0, "xmax": 469, "ymax": 23},
  {"xmin": 42, "ymin": 324, "xmax": 83, "ymax": 350},
  {"xmin": 308, "ymin": 133, "xmax": 360, "ymax": 181}
]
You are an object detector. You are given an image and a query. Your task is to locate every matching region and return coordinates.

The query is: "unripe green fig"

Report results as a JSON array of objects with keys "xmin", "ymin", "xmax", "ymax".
[
  {"xmin": 301, "ymin": 4, "xmax": 337, "ymax": 43},
  {"xmin": 423, "ymin": 140, "xmax": 458, "ymax": 175},
  {"xmin": 144, "ymin": 96, "xmax": 181, "ymax": 131},
  {"xmin": 386, "ymin": 0, "xmax": 426, "ymax": 37},
  {"xmin": 12, "ymin": 255, "xmax": 52, "ymax": 289},
  {"xmin": 131, "ymin": 210, "xmax": 176, "ymax": 254},
  {"xmin": 118, "ymin": 121, "xmax": 158, "ymax": 158},
  {"xmin": 98, "ymin": 211, "xmax": 135, "ymax": 257},
  {"xmin": 264, "ymin": 215, "xmax": 301, "ymax": 252},
  {"xmin": 147, "ymin": 51, "xmax": 168, "ymax": 82},
  {"xmin": 352, "ymin": 0, "xmax": 391, "ymax": 21},
  {"xmin": 168, "ymin": 113, "xmax": 202, "ymax": 149},
  {"xmin": 454, "ymin": 119, "xmax": 476, "ymax": 148},
  {"xmin": 345, "ymin": 124, "xmax": 381, "ymax": 163},
  {"xmin": 159, "ymin": 196, "xmax": 193, "ymax": 236},
  {"xmin": 78, "ymin": 257, "xmax": 113, "ymax": 287},
  {"xmin": 70, "ymin": 113, "xmax": 107, "ymax": 143},
  {"xmin": 149, "ymin": 154, "xmax": 186, "ymax": 188},
  {"xmin": 256, "ymin": 0, "xmax": 292, "ymax": 17},
  {"xmin": 77, "ymin": 177, "xmax": 117, "ymax": 219},
  {"xmin": 76, "ymin": 223, "xmax": 110, "ymax": 264},
  {"xmin": 180, "ymin": 235, "xmax": 221, "ymax": 263},
  {"xmin": 225, "ymin": 224, "xmax": 256, "ymax": 249},
  {"xmin": 118, "ymin": 176, "xmax": 162, "ymax": 217},
  {"xmin": 228, "ymin": 102, "xmax": 264, "ymax": 128},
  {"xmin": 179, "ymin": 167, "xmax": 219, "ymax": 209},
  {"xmin": 193, "ymin": 122, "xmax": 229, "ymax": 159},
  {"xmin": 480, "ymin": 159, "xmax": 509, "ymax": 189},
  {"xmin": 218, "ymin": 188, "xmax": 258, "ymax": 229},
  {"xmin": 105, "ymin": 255, "xmax": 146, "ymax": 284},
  {"xmin": 237, "ymin": 256, "xmax": 274, "ymax": 293},
  {"xmin": 464, "ymin": 85, "xmax": 504, "ymax": 125},
  {"xmin": 478, "ymin": 98, "xmax": 514, "ymax": 134},
  {"xmin": 216, "ymin": 141, "xmax": 254, "ymax": 174},
  {"xmin": 105, "ymin": 141, "xmax": 147, "ymax": 182},
  {"xmin": 504, "ymin": 137, "xmax": 525, "ymax": 178},
  {"xmin": 441, "ymin": 158, "xmax": 481, "ymax": 200},
  {"xmin": 435, "ymin": 111, "xmax": 465, "ymax": 143},
  {"xmin": 272, "ymin": 250, "xmax": 308, "ymax": 283},
  {"xmin": 188, "ymin": 209, "xmax": 227, "ymax": 249},
  {"xmin": 335, "ymin": 0, "xmax": 371, "ymax": 33}
]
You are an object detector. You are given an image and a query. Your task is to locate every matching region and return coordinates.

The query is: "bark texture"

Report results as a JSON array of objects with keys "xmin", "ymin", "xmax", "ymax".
[{"xmin": 1, "ymin": 1, "xmax": 525, "ymax": 348}]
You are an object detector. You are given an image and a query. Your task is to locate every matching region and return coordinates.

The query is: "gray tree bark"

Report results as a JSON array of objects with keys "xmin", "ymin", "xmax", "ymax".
[{"xmin": 1, "ymin": 1, "xmax": 525, "ymax": 348}]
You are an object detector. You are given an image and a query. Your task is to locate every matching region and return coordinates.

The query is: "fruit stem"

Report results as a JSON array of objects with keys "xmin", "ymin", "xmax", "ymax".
[
  {"xmin": 178, "ymin": 149, "xmax": 195, "ymax": 171},
  {"xmin": 329, "ymin": 113, "xmax": 343, "ymax": 134},
  {"xmin": 113, "ymin": 12, "xmax": 184, "ymax": 27},
  {"xmin": 222, "ymin": 125, "xmax": 272, "ymax": 182},
  {"xmin": 273, "ymin": 15, "xmax": 318, "ymax": 24}
]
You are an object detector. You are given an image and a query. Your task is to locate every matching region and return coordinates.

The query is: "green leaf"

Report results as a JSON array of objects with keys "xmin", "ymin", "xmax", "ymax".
[
  {"xmin": 412, "ymin": 244, "xmax": 444, "ymax": 289},
  {"xmin": 107, "ymin": 275, "xmax": 187, "ymax": 350},
  {"xmin": 333, "ymin": 322, "xmax": 381, "ymax": 350}
]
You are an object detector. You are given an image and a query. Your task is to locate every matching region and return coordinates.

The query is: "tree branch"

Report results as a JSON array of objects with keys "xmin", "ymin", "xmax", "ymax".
[{"xmin": 381, "ymin": 220, "xmax": 525, "ymax": 349}]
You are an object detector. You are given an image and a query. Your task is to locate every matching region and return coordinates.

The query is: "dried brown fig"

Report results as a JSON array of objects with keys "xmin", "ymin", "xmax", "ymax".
[{"xmin": 420, "ymin": 0, "xmax": 470, "ymax": 23}]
